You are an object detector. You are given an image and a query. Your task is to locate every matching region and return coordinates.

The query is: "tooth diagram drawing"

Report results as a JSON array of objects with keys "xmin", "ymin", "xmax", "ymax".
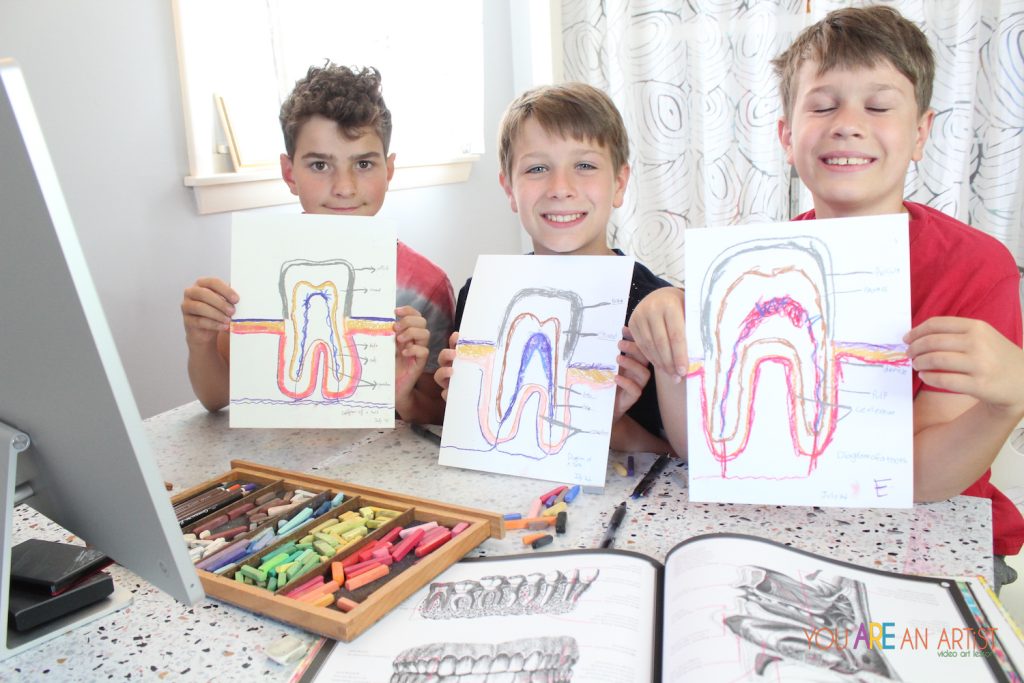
[
  {"xmin": 390, "ymin": 636, "xmax": 579, "ymax": 682},
  {"xmin": 455, "ymin": 288, "xmax": 616, "ymax": 457},
  {"xmin": 231, "ymin": 259, "xmax": 393, "ymax": 401},
  {"xmin": 418, "ymin": 568, "xmax": 599, "ymax": 619},
  {"xmin": 695, "ymin": 237, "xmax": 908, "ymax": 476},
  {"xmin": 723, "ymin": 566, "xmax": 897, "ymax": 679}
]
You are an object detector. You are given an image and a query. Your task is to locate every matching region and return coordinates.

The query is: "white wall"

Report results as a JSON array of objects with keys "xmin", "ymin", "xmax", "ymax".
[{"xmin": 0, "ymin": 1, "xmax": 522, "ymax": 418}]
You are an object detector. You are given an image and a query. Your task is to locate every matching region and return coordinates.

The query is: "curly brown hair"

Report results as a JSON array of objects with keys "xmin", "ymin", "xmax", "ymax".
[
  {"xmin": 772, "ymin": 5, "xmax": 934, "ymax": 122},
  {"xmin": 279, "ymin": 62, "xmax": 392, "ymax": 158},
  {"xmin": 498, "ymin": 82, "xmax": 629, "ymax": 181}
]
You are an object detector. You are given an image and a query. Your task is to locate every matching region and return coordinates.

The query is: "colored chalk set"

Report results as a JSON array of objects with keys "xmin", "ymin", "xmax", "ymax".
[
  {"xmin": 172, "ymin": 461, "xmax": 503, "ymax": 642},
  {"xmin": 503, "ymin": 483, "xmax": 578, "ymax": 547}
]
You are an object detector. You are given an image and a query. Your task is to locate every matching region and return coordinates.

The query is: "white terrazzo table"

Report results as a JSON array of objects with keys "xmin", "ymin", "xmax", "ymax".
[{"xmin": 1, "ymin": 401, "xmax": 992, "ymax": 681}]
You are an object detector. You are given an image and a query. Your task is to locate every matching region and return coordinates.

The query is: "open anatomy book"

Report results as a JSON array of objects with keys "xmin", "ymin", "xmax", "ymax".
[{"xmin": 295, "ymin": 533, "xmax": 1024, "ymax": 682}]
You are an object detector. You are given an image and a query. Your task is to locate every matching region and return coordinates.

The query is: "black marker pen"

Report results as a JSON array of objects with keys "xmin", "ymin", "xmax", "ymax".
[{"xmin": 599, "ymin": 501, "xmax": 627, "ymax": 548}]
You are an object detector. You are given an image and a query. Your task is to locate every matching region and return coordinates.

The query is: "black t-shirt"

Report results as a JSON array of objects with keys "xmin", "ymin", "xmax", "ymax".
[{"xmin": 453, "ymin": 251, "xmax": 671, "ymax": 438}]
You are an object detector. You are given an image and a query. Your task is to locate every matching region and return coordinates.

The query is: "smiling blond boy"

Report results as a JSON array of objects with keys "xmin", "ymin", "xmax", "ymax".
[{"xmin": 435, "ymin": 83, "xmax": 672, "ymax": 454}]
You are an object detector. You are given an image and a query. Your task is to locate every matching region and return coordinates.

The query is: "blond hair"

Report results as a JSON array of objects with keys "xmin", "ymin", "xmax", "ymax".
[
  {"xmin": 772, "ymin": 5, "xmax": 934, "ymax": 121},
  {"xmin": 498, "ymin": 82, "xmax": 629, "ymax": 179}
]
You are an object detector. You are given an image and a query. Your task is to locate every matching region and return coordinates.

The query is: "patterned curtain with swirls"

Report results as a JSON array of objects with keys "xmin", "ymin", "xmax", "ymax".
[{"xmin": 562, "ymin": 0, "xmax": 1024, "ymax": 284}]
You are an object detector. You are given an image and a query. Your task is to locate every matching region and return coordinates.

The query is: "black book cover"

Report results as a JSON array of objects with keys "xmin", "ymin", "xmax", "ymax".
[
  {"xmin": 10, "ymin": 539, "xmax": 110, "ymax": 595},
  {"xmin": 7, "ymin": 571, "xmax": 115, "ymax": 632}
]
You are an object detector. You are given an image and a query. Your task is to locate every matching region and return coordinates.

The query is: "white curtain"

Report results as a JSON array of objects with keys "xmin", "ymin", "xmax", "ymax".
[{"xmin": 562, "ymin": 0, "xmax": 1024, "ymax": 284}]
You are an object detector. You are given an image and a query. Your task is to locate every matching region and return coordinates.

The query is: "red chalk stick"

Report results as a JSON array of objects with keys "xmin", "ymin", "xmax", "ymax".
[
  {"xmin": 418, "ymin": 526, "xmax": 450, "ymax": 546},
  {"xmin": 390, "ymin": 528, "xmax": 425, "ymax": 562},
  {"xmin": 414, "ymin": 529, "xmax": 452, "ymax": 558},
  {"xmin": 357, "ymin": 541, "xmax": 382, "ymax": 563},
  {"xmin": 341, "ymin": 552, "xmax": 365, "ymax": 568},
  {"xmin": 379, "ymin": 526, "xmax": 403, "ymax": 545},
  {"xmin": 538, "ymin": 485, "xmax": 567, "ymax": 501},
  {"xmin": 284, "ymin": 574, "xmax": 325, "ymax": 598}
]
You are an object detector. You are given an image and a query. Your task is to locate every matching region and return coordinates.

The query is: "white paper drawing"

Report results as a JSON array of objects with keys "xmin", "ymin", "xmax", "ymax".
[
  {"xmin": 229, "ymin": 213, "xmax": 396, "ymax": 429},
  {"xmin": 439, "ymin": 255, "xmax": 633, "ymax": 486},
  {"xmin": 310, "ymin": 554, "xmax": 657, "ymax": 682},
  {"xmin": 685, "ymin": 214, "xmax": 913, "ymax": 507},
  {"xmin": 661, "ymin": 535, "xmax": 1013, "ymax": 680}
]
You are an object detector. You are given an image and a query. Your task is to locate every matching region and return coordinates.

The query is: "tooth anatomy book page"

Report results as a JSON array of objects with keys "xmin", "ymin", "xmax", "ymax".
[
  {"xmin": 300, "ymin": 550, "xmax": 660, "ymax": 683},
  {"xmin": 660, "ymin": 534, "xmax": 1023, "ymax": 682},
  {"xmin": 229, "ymin": 213, "xmax": 397, "ymax": 428},
  {"xmin": 684, "ymin": 214, "xmax": 913, "ymax": 507},
  {"xmin": 296, "ymin": 535, "xmax": 1023, "ymax": 683},
  {"xmin": 439, "ymin": 255, "xmax": 634, "ymax": 486}
]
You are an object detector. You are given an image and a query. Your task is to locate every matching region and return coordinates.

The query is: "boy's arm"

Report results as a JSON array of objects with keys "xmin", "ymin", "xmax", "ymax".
[
  {"xmin": 906, "ymin": 316, "xmax": 1024, "ymax": 501},
  {"xmin": 651, "ymin": 366, "xmax": 688, "ymax": 458},
  {"xmin": 629, "ymin": 286, "xmax": 688, "ymax": 381},
  {"xmin": 187, "ymin": 332, "xmax": 230, "ymax": 412},
  {"xmin": 181, "ymin": 277, "xmax": 237, "ymax": 412},
  {"xmin": 628, "ymin": 286, "xmax": 689, "ymax": 456},
  {"xmin": 433, "ymin": 332, "xmax": 459, "ymax": 401},
  {"xmin": 609, "ymin": 329, "xmax": 672, "ymax": 454},
  {"xmin": 610, "ymin": 414, "xmax": 672, "ymax": 454},
  {"xmin": 395, "ymin": 372, "xmax": 447, "ymax": 426},
  {"xmin": 394, "ymin": 305, "xmax": 447, "ymax": 425}
]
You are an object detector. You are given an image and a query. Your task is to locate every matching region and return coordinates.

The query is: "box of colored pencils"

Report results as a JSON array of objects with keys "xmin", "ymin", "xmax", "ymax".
[{"xmin": 171, "ymin": 460, "xmax": 504, "ymax": 642}]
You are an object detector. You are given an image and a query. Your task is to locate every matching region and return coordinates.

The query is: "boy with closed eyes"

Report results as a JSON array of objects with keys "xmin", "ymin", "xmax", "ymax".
[{"xmin": 630, "ymin": 5, "xmax": 1024, "ymax": 590}]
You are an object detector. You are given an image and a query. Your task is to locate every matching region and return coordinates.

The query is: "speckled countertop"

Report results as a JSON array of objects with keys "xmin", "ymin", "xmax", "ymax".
[{"xmin": 1, "ymin": 401, "xmax": 992, "ymax": 681}]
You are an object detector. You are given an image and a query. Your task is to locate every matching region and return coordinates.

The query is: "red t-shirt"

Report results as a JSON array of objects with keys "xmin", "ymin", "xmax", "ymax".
[{"xmin": 795, "ymin": 202, "xmax": 1024, "ymax": 555}]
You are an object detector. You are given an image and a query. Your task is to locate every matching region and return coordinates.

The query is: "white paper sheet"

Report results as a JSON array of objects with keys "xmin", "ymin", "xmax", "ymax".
[
  {"xmin": 299, "ymin": 536, "xmax": 1024, "ymax": 682},
  {"xmin": 439, "ymin": 255, "xmax": 634, "ymax": 486},
  {"xmin": 229, "ymin": 213, "xmax": 396, "ymax": 428},
  {"xmin": 662, "ymin": 535, "xmax": 1024, "ymax": 681},
  {"xmin": 307, "ymin": 552, "xmax": 659, "ymax": 683},
  {"xmin": 684, "ymin": 214, "xmax": 913, "ymax": 507}
]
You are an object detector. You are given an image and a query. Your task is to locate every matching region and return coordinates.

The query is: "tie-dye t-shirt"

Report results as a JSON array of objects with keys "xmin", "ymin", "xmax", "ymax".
[{"xmin": 398, "ymin": 241, "xmax": 455, "ymax": 372}]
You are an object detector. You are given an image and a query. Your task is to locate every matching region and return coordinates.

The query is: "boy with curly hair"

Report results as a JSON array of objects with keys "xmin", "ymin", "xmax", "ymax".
[{"xmin": 181, "ymin": 63, "xmax": 454, "ymax": 425}]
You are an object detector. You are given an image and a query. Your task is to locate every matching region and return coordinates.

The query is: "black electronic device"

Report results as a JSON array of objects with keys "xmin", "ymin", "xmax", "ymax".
[{"xmin": 10, "ymin": 540, "xmax": 109, "ymax": 596}]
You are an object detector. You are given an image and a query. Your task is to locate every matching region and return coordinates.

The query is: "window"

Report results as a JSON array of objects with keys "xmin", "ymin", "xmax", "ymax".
[{"xmin": 172, "ymin": 0, "xmax": 484, "ymax": 214}]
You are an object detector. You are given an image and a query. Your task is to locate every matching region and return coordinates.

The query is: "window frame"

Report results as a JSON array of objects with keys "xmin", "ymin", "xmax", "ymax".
[{"xmin": 171, "ymin": 0, "xmax": 481, "ymax": 215}]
